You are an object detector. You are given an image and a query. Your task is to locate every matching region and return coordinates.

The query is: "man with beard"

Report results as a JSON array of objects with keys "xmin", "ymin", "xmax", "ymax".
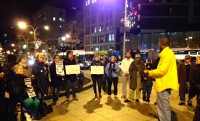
[{"xmin": 120, "ymin": 52, "xmax": 133, "ymax": 101}]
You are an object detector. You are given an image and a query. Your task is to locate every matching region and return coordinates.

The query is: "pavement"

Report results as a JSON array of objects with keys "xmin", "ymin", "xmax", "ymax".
[{"xmin": 41, "ymin": 70, "xmax": 195, "ymax": 121}]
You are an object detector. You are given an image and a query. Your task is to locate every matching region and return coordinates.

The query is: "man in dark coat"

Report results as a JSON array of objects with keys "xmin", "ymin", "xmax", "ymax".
[
  {"xmin": 178, "ymin": 55, "xmax": 196, "ymax": 106},
  {"xmin": 32, "ymin": 54, "xmax": 49, "ymax": 101},
  {"xmin": 50, "ymin": 55, "xmax": 63, "ymax": 105},
  {"xmin": 63, "ymin": 51, "xmax": 78, "ymax": 101},
  {"xmin": 128, "ymin": 54, "xmax": 145, "ymax": 102}
]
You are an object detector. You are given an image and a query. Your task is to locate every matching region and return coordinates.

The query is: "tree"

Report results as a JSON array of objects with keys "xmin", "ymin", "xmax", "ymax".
[{"xmin": 62, "ymin": 16, "xmax": 84, "ymax": 50}]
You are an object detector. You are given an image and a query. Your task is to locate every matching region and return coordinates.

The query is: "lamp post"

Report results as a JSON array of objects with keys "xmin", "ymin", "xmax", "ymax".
[
  {"xmin": 123, "ymin": 0, "xmax": 128, "ymax": 59},
  {"xmin": 17, "ymin": 21, "xmax": 49, "ymax": 56},
  {"xmin": 61, "ymin": 34, "xmax": 70, "ymax": 56}
]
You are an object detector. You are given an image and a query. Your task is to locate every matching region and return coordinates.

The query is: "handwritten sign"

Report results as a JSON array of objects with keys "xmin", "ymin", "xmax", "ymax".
[
  {"xmin": 24, "ymin": 78, "xmax": 36, "ymax": 98},
  {"xmin": 65, "ymin": 65, "xmax": 80, "ymax": 75},
  {"xmin": 56, "ymin": 61, "xmax": 65, "ymax": 76},
  {"xmin": 91, "ymin": 66, "xmax": 104, "ymax": 74}
]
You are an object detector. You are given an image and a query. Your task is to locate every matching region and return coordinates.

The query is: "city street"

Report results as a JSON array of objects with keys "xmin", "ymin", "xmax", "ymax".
[{"xmin": 42, "ymin": 70, "xmax": 195, "ymax": 121}]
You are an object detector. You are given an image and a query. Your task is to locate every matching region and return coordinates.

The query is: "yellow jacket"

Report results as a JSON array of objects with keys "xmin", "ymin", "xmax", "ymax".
[{"xmin": 149, "ymin": 47, "xmax": 179, "ymax": 92}]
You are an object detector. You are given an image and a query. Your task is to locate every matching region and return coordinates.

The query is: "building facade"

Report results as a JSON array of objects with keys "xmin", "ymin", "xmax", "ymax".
[
  {"xmin": 83, "ymin": 0, "xmax": 135, "ymax": 52},
  {"xmin": 126, "ymin": 0, "xmax": 200, "ymax": 50}
]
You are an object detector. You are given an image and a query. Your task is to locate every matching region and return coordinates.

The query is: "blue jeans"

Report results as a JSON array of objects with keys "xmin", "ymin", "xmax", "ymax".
[
  {"xmin": 53, "ymin": 87, "xmax": 60, "ymax": 103},
  {"xmin": 65, "ymin": 80, "xmax": 76, "ymax": 98},
  {"xmin": 157, "ymin": 89, "xmax": 171, "ymax": 121}
]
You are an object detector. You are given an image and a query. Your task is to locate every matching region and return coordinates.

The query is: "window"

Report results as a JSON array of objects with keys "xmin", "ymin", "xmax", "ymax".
[
  {"xmin": 108, "ymin": 34, "xmax": 115, "ymax": 42},
  {"xmin": 112, "ymin": 34, "xmax": 115, "ymax": 41},
  {"xmin": 94, "ymin": 27, "xmax": 97, "ymax": 33},
  {"xmin": 99, "ymin": 25, "xmax": 103, "ymax": 32},
  {"xmin": 53, "ymin": 17, "xmax": 56, "ymax": 21}
]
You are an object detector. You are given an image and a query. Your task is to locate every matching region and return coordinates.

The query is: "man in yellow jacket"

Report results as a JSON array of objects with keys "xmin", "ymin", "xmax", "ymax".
[{"xmin": 144, "ymin": 37, "xmax": 179, "ymax": 121}]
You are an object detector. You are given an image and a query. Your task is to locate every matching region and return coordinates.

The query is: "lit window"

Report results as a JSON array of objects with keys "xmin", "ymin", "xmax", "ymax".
[
  {"xmin": 59, "ymin": 18, "xmax": 62, "ymax": 21},
  {"xmin": 88, "ymin": 0, "xmax": 90, "ymax": 5},
  {"xmin": 138, "ymin": 15, "xmax": 141, "ymax": 21},
  {"xmin": 53, "ymin": 17, "xmax": 56, "ymax": 21},
  {"xmin": 94, "ymin": 27, "xmax": 97, "ymax": 33},
  {"xmin": 92, "ymin": 0, "xmax": 95, "ymax": 3},
  {"xmin": 109, "ymin": 34, "xmax": 112, "ymax": 42},
  {"xmin": 99, "ymin": 26, "xmax": 102, "ymax": 32},
  {"xmin": 112, "ymin": 34, "xmax": 114, "ymax": 41},
  {"xmin": 86, "ymin": 1, "xmax": 88, "ymax": 6}
]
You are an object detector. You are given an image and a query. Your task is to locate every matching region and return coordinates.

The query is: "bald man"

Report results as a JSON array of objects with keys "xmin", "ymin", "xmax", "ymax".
[{"xmin": 144, "ymin": 37, "xmax": 179, "ymax": 121}]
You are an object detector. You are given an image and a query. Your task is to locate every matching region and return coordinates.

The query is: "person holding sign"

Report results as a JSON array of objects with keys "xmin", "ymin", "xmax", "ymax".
[
  {"xmin": 105, "ymin": 56, "xmax": 121, "ymax": 98},
  {"xmin": 63, "ymin": 51, "xmax": 78, "ymax": 101},
  {"xmin": 91, "ymin": 54, "xmax": 103, "ymax": 98},
  {"xmin": 50, "ymin": 55, "xmax": 63, "ymax": 105},
  {"xmin": 10, "ymin": 65, "xmax": 40, "ymax": 120}
]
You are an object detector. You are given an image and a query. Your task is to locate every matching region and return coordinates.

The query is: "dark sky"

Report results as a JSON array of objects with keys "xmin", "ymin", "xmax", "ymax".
[{"xmin": 0, "ymin": 0, "xmax": 51, "ymax": 30}]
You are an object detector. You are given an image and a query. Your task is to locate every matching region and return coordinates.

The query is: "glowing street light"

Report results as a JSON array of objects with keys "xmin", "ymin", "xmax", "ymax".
[
  {"xmin": 18, "ymin": 21, "xmax": 27, "ymax": 29},
  {"xmin": 23, "ymin": 44, "xmax": 27, "ymax": 49},
  {"xmin": 11, "ymin": 43, "xmax": 15, "ymax": 47},
  {"xmin": 17, "ymin": 21, "xmax": 49, "ymax": 55}
]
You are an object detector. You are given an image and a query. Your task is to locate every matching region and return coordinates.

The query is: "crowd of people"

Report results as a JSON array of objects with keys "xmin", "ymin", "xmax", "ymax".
[{"xmin": 0, "ymin": 37, "xmax": 200, "ymax": 121}]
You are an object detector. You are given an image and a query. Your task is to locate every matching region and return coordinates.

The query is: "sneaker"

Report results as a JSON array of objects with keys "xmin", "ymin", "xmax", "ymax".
[
  {"xmin": 136, "ymin": 99, "xmax": 140, "ymax": 102},
  {"xmin": 114, "ymin": 95, "xmax": 117, "ymax": 98},
  {"xmin": 188, "ymin": 102, "xmax": 193, "ymax": 107},
  {"xmin": 124, "ymin": 99, "xmax": 131, "ymax": 102},
  {"xmin": 179, "ymin": 102, "xmax": 185, "ymax": 105},
  {"xmin": 154, "ymin": 102, "xmax": 157, "ymax": 105},
  {"xmin": 24, "ymin": 112, "xmax": 32, "ymax": 121},
  {"xmin": 73, "ymin": 97, "xmax": 78, "ymax": 101}
]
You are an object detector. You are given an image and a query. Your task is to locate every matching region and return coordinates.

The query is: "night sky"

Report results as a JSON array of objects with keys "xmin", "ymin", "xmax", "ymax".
[{"xmin": 0, "ymin": 0, "xmax": 51, "ymax": 30}]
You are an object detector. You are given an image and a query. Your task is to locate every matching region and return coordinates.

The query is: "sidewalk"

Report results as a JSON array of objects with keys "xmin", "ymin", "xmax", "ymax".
[{"xmin": 42, "ymin": 71, "xmax": 195, "ymax": 121}]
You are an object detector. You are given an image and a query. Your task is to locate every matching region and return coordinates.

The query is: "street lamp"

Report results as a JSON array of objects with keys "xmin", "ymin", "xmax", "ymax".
[
  {"xmin": 17, "ymin": 21, "xmax": 49, "ymax": 56},
  {"xmin": 61, "ymin": 34, "xmax": 70, "ymax": 56},
  {"xmin": 123, "ymin": 0, "xmax": 128, "ymax": 59}
]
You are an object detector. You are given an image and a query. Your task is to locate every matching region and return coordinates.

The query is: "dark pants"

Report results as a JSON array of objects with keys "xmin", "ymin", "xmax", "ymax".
[
  {"xmin": 92, "ymin": 76, "xmax": 102, "ymax": 94},
  {"xmin": 194, "ymin": 95, "xmax": 200, "ymax": 121},
  {"xmin": 180, "ymin": 82, "xmax": 192, "ymax": 103},
  {"xmin": 107, "ymin": 77, "xmax": 118, "ymax": 95},
  {"xmin": 65, "ymin": 80, "xmax": 76, "ymax": 98},
  {"xmin": 102, "ymin": 74, "xmax": 108, "ymax": 92},
  {"xmin": 53, "ymin": 87, "xmax": 61, "ymax": 103},
  {"xmin": 143, "ymin": 86, "xmax": 152, "ymax": 102}
]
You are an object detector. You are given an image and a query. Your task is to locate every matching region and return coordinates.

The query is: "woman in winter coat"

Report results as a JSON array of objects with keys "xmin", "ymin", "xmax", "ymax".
[
  {"xmin": 105, "ymin": 56, "xmax": 120, "ymax": 98},
  {"xmin": 10, "ymin": 65, "xmax": 40, "ymax": 120},
  {"xmin": 91, "ymin": 54, "xmax": 103, "ymax": 98},
  {"xmin": 50, "ymin": 55, "xmax": 63, "ymax": 105},
  {"xmin": 193, "ymin": 56, "xmax": 200, "ymax": 121},
  {"xmin": 32, "ymin": 54, "xmax": 49, "ymax": 101},
  {"xmin": 14, "ymin": 55, "xmax": 32, "ymax": 78},
  {"xmin": 63, "ymin": 51, "xmax": 78, "ymax": 101}
]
